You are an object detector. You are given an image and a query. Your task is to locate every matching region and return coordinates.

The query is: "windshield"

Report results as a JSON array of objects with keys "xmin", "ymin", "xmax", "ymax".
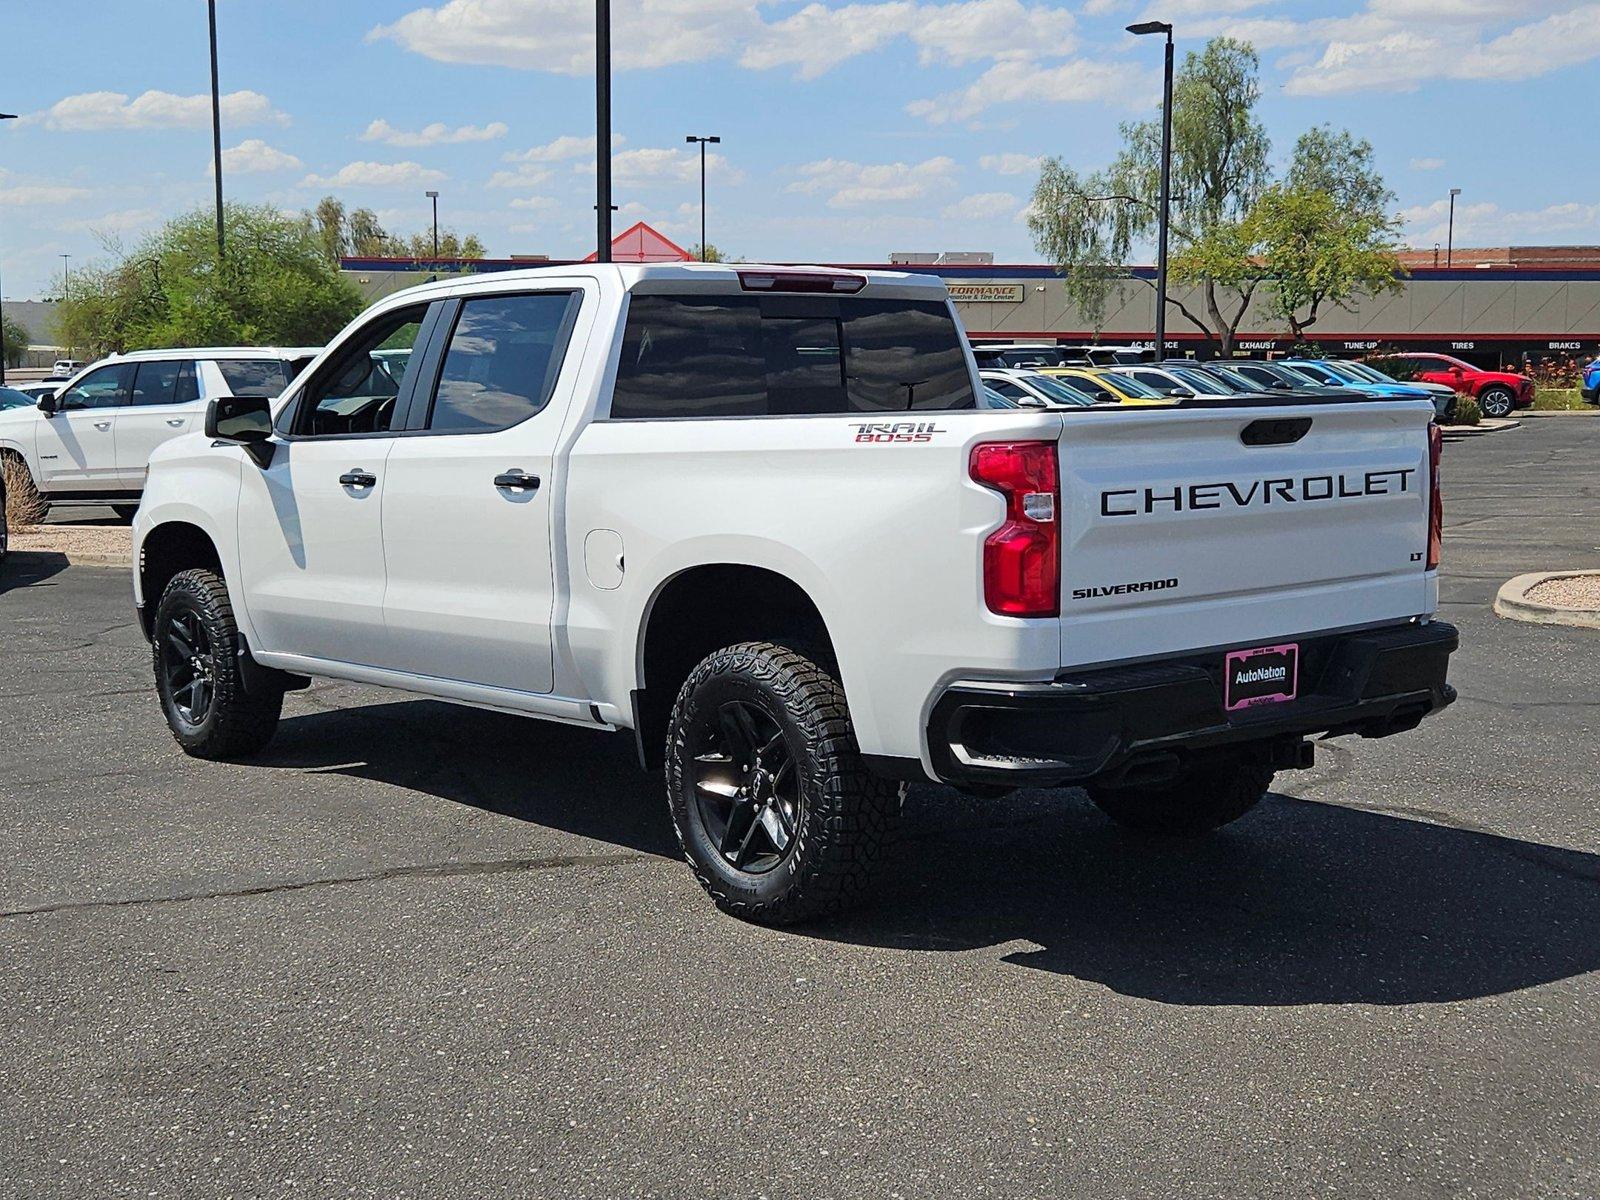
[
  {"xmin": 0, "ymin": 387, "xmax": 35, "ymax": 409},
  {"xmin": 1171, "ymin": 366, "xmax": 1240, "ymax": 394},
  {"xmin": 1097, "ymin": 371, "xmax": 1165, "ymax": 399},
  {"xmin": 1289, "ymin": 361, "xmax": 1341, "ymax": 385},
  {"xmin": 1210, "ymin": 364, "xmax": 1271, "ymax": 391},
  {"xmin": 1332, "ymin": 360, "xmax": 1390, "ymax": 383},
  {"xmin": 1025, "ymin": 374, "xmax": 1096, "ymax": 407}
]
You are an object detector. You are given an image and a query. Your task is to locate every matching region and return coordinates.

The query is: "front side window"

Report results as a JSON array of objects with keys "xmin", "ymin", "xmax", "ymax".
[
  {"xmin": 427, "ymin": 293, "xmax": 580, "ymax": 433},
  {"xmin": 130, "ymin": 360, "xmax": 199, "ymax": 406},
  {"xmin": 58, "ymin": 363, "xmax": 133, "ymax": 409},
  {"xmin": 609, "ymin": 294, "xmax": 976, "ymax": 419},
  {"xmin": 218, "ymin": 359, "xmax": 290, "ymax": 398},
  {"xmin": 291, "ymin": 306, "xmax": 427, "ymax": 437}
]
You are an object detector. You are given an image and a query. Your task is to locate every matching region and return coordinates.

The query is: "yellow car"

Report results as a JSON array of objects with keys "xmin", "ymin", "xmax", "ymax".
[{"xmin": 1038, "ymin": 366, "xmax": 1178, "ymax": 406}]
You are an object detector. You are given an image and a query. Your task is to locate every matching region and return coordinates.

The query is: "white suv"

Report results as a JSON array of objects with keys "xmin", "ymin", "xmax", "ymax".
[{"xmin": 0, "ymin": 346, "xmax": 317, "ymax": 515}]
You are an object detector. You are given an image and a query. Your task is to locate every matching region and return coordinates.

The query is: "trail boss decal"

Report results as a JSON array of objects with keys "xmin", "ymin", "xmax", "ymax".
[
  {"xmin": 850, "ymin": 421, "xmax": 944, "ymax": 444},
  {"xmin": 1101, "ymin": 468, "xmax": 1415, "ymax": 517}
]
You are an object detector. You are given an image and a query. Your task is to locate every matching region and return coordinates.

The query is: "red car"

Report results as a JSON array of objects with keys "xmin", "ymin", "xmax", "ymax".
[{"xmin": 1369, "ymin": 353, "xmax": 1534, "ymax": 418}]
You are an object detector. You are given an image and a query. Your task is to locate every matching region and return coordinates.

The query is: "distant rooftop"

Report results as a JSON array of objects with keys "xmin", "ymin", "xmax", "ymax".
[{"xmin": 1396, "ymin": 245, "xmax": 1600, "ymax": 269}]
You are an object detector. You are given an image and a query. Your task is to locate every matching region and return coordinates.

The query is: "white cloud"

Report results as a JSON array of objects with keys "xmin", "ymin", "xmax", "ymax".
[
  {"xmin": 488, "ymin": 166, "xmax": 553, "ymax": 189},
  {"xmin": 361, "ymin": 118, "xmax": 508, "ymax": 146},
  {"xmin": 942, "ymin": 191, "xmax": 1020, "ymax": 219},
  {"xmin": 1410, "ymin": 157, "xmax": 1446, "ymax": 172},
  {"xmin": 1400, "ymin": 196, "xmax": 1600, "ymax": 244},
  {"xmin": 574, "ymin": 147, "xmax": 744, "ymax": 187},
  {"xmin": 978, "ymin": 152, "xmax": 1043, "ymax": 176},
  {"xmin": 299, "ymin": 160, "xmax": 447, "ymax": 188},
  {"xmin": 508, "ymin": 195, "xmax": 559, "ymax": 211},
  {"xmin": 0, "ymin": 184, "xmax": 94, "ymax": 206},
  {"xmin": 503, "ymin": 134, "xmax": 604, "ymax": 163},
  {"xmin": 788, "ymin": 156, "xmax": 959, "ymax": 208},
  {"xmin": 59, "ymin": 207, "xmax": 163, "ymax": 233},
  {"xmin": 908, "ymin": 58, "xmax": 1148, "ymax": 123},
  {"xmin": 30, "ymin": 89, "xmax": 286, "ymax": 131},
  {"xmin": 741, "ymin": 1, "xmax": 916, "ymax": 79},
  {"xmin": 371, "ymin": 0, "xmax": 761, "ymax": 74},
  {"xmin": 216, "ymin": 139, "xmax": 303, "ymax": 175}
]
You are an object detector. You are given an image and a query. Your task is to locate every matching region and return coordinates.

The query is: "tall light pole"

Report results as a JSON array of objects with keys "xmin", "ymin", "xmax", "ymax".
[
  {"xmin": 0, "ymin": 112, "xmax": 16, "ymax": 385},
  {"xmin": 208, "ymin": 0, "xmax": 225, "ymax": 262},
  {"xmin": 60, "ymin": 254, "xmax": 71, "ymax": 297},
  {"xmin": 595, "ymin": 0, "xmax": 613, "ymax": 262},
  {"xmin": 1128, "ymin": 20, "xmax": 1174, "ymax": 359},
  {"xmin": 1446, "ymin": 187, "xmax": 1461, "ymax": 268},
  {"xmin": 425, "ymin": 190, "xmax": 440, "ymax": 258},
  {"xmin": 684, "ymin": 135, "xmax": 720, "ymax": 261}
]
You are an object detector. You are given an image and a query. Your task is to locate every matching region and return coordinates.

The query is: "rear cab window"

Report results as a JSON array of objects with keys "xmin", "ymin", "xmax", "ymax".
[{"xmin": 608, "ymin": 293, "xmax": 976, "ymax": 419}]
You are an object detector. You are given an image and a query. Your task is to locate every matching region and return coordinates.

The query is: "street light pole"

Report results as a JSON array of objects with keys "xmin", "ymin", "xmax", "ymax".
[
  {"xmin": 684, "ymin": 135, "xmax": 720, "ymax": 261},
  {"xmin": 1128, "ymin": 20, "xmax": 1174, "ymax": 359},
  {"xmin": 208, "ymin": 0, "xmax": 225, "ymax": 262},
  {"xmin": 60, "ymin": 254, "xmax": 71, "ymax": 297},
  {"xmin": 425, "ymin": 190, "xmax": 440, "ymax": 258},
  {"xmin": 595, "ymin": 0, "xmax": 613, "ymax": 263},
  {"xmin": 1446, "ymin": 187, "xmax": 1461, "ymax": 268},
  {"xmin": 0, "ymin": 111, "xmax": 16, "ymax": 385}
]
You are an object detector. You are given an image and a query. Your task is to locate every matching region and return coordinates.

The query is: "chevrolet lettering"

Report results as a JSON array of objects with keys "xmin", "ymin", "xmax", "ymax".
[{"xmin": 1100, "ymin": 468, "xmax": 1416, "ymax": 517}]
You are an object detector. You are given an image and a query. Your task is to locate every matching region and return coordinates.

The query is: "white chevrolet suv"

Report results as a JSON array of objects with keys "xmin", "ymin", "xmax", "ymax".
[
  {"xmin": 0, "ymin": 346, "xmax": 316, "ymax": 517},
  {"xmin": 133, "ymin": 263, "xmax": 1457, "ymax": 923}
]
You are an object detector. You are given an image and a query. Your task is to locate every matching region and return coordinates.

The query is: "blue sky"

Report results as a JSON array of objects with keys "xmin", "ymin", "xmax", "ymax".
[{"xmin": 2, "ymin": 0, "xmax": 1598, "ymax": 297}]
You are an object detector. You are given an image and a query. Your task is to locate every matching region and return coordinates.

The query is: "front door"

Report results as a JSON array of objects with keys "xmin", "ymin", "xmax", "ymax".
[
  {"xmin": 37, "ymin": 362, "xmax": 132, "ymax": 491},
  {"xmin": 378, "ymin": 289, "xmax": 585, "ymax": 694},
  {"xmin": 233, "ymin": 303, "xmax": 431, "ymax": 667},
  {"xmin": 116, "ymin": 359, "xmax": 200, "ymax": 489}
]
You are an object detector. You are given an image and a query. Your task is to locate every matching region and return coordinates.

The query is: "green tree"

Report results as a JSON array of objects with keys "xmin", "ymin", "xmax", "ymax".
[
  {"xmin": 346, "ymin": 207, "xmax": 392, "ymax": 257},
  {"xmin": 2, "ymin": 312, "xmax": 28, "ymax": 368},
  {"xmin": 1029, "ymin": 38, "xmax": 1271, "ymax": 354},
  {"xmin": 55, "ymin": 203, "xmax": 364, "ymax": 357},
  {"xmin": 1256, "ymin": 127, "xmax": 1404, "ymax": 340},
  {"xmin": 689, "ymin": 242, "xmax": 726, "ymax": 263},
  {"xmin": 312, "ymin": 195, "xmax": 349, "ymax": 263}
]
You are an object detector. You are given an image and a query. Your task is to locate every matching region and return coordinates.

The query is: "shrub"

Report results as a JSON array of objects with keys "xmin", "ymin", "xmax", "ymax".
[
  {"xmin": 1451, "ymin": 395, "xmax": 1482, "ymax": 426},
  {"xmin": 3, "ymin": 454, "xmax": 47, "ymax": 531}
]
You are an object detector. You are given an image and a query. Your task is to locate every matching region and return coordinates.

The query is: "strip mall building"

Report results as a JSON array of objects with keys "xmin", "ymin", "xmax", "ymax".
[{"xmin": 340, "ymin": 234, "xmax": 1600, "ymax": 371}]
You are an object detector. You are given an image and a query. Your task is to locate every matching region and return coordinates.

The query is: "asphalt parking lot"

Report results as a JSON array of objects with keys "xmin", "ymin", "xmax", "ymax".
[{"xmin": 4, "ymin": 420, "xmax": 1599, "ymax": 1199}]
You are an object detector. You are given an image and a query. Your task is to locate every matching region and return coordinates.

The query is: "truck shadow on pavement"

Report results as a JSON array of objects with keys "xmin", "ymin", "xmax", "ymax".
[
  {"xmin": 0, "ymin": 550, "xmax": 71, "ymax": 594},
  {"xmin": 828, "ymin": 787, "xmax": 1600, "ymax": 1006},
  {"xmin": 260, "ymin": 698, "xmax": 1600, "ymax": 1008}
]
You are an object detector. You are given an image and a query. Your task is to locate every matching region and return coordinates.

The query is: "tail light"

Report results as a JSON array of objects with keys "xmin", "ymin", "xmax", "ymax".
[
  {"xmin": 1427, "ymin": 421, "xmax": 1443, "ymax": 570},
  {"xmin": 970, "ymin": 441, "xmax": 1060, "ymax": 617}
]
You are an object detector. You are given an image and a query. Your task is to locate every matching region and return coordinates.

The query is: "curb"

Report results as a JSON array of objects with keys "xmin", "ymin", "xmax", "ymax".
[
  {"xmin": 1494, "ymin": 571, "xmax": 1600, "ymax": 630},
  {"xmin": 1519, "ymin": 408, "xmax": 1600, "ymax": 417},
  {"xmin": 1441, "ymin": 418, "xmax": 1520, "ymax": 438},
  {"xmin": 7, "ymin": 547, "xmax": 129, "ymax": 570}
]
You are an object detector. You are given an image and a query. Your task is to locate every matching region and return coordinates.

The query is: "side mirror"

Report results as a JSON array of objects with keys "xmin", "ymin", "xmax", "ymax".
[
  {"xmin": 37, "ymin": 391, "xmax": 59, "ymax": 414},
  {"xmin": 206, "ymin": 396, "xmax": 276, "ymax": 468}
]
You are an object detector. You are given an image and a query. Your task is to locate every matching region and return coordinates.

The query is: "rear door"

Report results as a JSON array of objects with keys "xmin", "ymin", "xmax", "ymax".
[
  {"xmin": 377, "ymin": 286, "xmax": 587, "ymax": 693},
  {"xmin": 116, "ymin": 359, "xmax": 199, "ymax": 487},
  {"xmin": 1057, "ymin": 401, "xmax": 1434, "ymax": 669}
]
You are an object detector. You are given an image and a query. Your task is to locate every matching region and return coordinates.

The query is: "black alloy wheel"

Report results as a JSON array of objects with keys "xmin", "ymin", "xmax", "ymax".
[
  {"xmin": 161, "ymin": 607, "xmax": 217, "ymax": 727},
  {"xmin": 689, "ymin": 698, "xmax": 800, "ymax": 875}
]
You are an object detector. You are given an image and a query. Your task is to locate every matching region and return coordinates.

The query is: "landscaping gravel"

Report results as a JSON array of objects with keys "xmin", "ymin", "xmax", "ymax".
[{"xmin": 1526, "ymin": 572, "xmax": 1600, "ymax": 611}]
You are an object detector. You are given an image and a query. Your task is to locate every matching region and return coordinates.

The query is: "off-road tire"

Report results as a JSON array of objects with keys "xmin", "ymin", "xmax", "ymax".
[
  {"xmin": 1088, "ymin": 758, "xmax": 1275, "ymax": 837},
  {"xmin": 112, "ymin": 504, "xmax": 140, "ymax": 522},
  {"xmin": 1477, "ymin": 386, "xmax": 1515, "ymax": 419},
  {"xmin": 666, "ymin": 640, "xmax": 904, "ymax": 925},
  {"xmin": 153, "ymin": 568, "xmax": 282, "ymax": 759}
]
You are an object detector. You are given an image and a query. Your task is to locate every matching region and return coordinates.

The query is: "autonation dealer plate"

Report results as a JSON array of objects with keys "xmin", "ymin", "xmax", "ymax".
[{"xmin": 1224, "ymin": 643, "xmax": 1300, "ymax": 711}]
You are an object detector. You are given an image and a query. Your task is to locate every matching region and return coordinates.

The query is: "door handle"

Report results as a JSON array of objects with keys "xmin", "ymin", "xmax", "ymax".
[
  {"xmin": 339, "ymin": 469, "xmax": 377, "ymax": 489},
  {"xmin": 493, "ymin": 470, "xmax": 541, "ymax": 493},
  {"xmin": 165, "ymin": 418, "xmax": 185, "ymax": 427},
  {"xmin": 93, "ymin": 420, "xmax": 112, "ymax": 431}
]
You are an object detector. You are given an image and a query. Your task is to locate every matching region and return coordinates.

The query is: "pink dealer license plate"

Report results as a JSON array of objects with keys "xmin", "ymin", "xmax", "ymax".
[{"xmin": 1224, "ymin": 643, "xmax": 1300, "ymax": 711}]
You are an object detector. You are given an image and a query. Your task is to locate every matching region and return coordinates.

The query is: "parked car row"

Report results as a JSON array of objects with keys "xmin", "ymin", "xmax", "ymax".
[{"xmin": 0, "ymin": 346, "xmax": 319, "ymax": 515}]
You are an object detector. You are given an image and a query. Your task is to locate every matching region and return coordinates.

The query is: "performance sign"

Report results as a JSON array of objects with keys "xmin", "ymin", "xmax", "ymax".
[{"xmin": 948, "ymin": 284, "xmax": 1025, "ymax": 303}]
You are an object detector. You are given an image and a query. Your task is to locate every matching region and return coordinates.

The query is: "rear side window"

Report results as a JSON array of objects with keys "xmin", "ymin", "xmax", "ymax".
[
  {"xmin": 218, "ymin": 359, "xmax": 290, "ymax": 398},
  {"xmin": 427, "ymin": 293, "xmax": 580, "ymax": 433},
  {"xmin": 609, "ymin": 294, "xmax": 975, "ymax": 419},
  {"xmin": 130, "ymin": 360, "xmax": 199, "ymax": 406}
]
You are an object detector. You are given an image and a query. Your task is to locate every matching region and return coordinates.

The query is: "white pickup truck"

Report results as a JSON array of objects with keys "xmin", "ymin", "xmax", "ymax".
[{"xmin": 133, "ymin": 263, "xmax": 1457, "ymax": 923}]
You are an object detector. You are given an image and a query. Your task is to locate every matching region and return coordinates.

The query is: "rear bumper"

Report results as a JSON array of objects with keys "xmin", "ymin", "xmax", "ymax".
[
  {"xmin": 1582, "ymin": 382, "xmax": 1599, "ymax": 404},
  {"xmin": 927, "ymin": 620, "xmax": 1458, "ymax": 788}
]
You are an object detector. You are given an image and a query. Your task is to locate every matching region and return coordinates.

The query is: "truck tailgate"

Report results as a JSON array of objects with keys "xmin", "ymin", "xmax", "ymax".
[{"xmin": 1058, "ymin": 402, "xmax": 1436, "ymax": 669}]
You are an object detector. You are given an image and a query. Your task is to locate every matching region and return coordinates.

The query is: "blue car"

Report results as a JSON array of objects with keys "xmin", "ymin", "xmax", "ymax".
[
  {"xmin": 1284, "ymin": 359, "xmax": 1454, "ymax": 419},
  {"xmin": 1583, "ymin": 356, "xmax": 1599, "ymax": 405}
]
